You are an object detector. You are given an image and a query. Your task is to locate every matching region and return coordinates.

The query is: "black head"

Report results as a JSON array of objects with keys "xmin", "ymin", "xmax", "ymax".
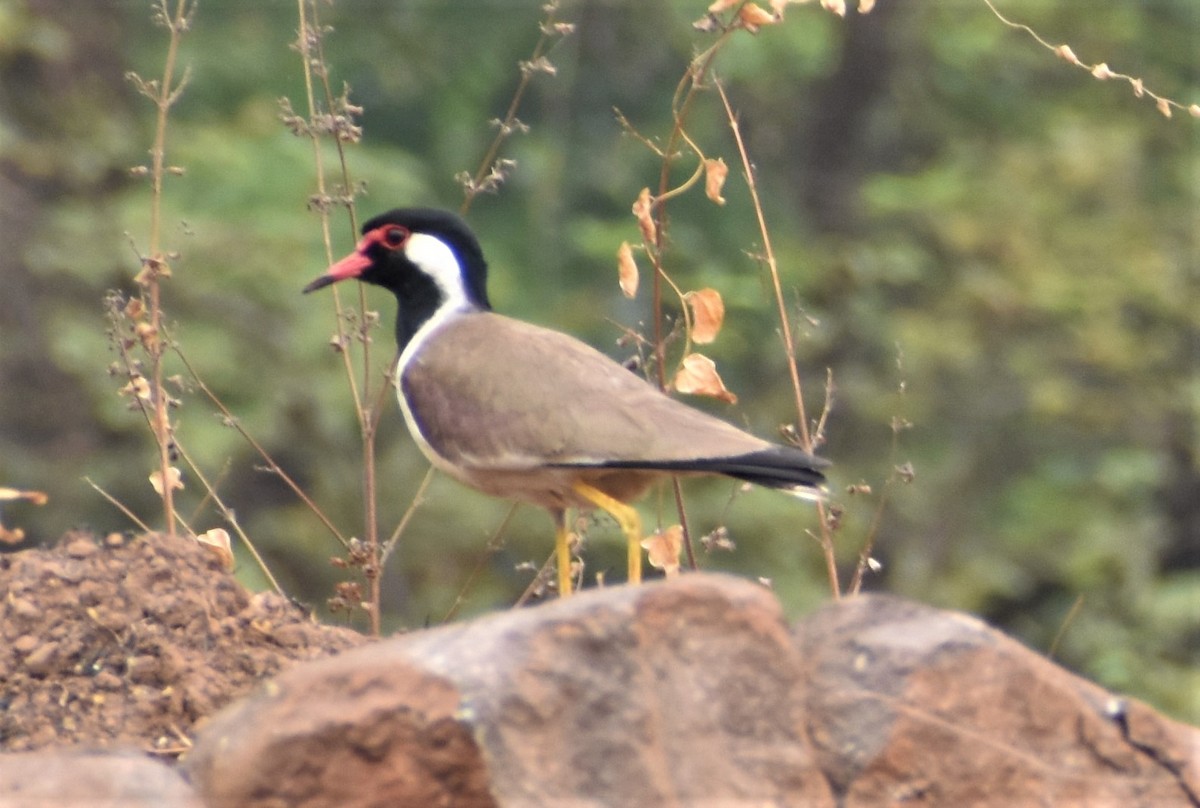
[{"xmin": 303, "ymin": 208, "xmax": 492, "ymax": 348}]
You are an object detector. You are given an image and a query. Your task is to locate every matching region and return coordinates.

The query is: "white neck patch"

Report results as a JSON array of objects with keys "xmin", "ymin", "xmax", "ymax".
[
  {"xmin": 395, "ymin": 231, "xmax": 474, "ymax": 378},
  {"xmin": 404, "ymin": 232, "xmax": 469, "ymax": 312}
]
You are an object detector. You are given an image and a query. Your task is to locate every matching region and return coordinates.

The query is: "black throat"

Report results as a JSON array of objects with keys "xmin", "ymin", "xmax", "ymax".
[{"xmin": 391, "ymin": 268, "xmax": 446, "ymax": 351}]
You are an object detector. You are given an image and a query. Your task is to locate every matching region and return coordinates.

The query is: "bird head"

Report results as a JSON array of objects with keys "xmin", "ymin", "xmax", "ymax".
[{"xmin": 303, "ymin": 208, "xmax": 491, "ymax": 314}]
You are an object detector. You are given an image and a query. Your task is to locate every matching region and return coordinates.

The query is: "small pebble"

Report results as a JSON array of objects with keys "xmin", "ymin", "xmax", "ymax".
[
  {"xmin": 272, "ymin": 623, "xmax": 309, "ymax": 649},
  {"xmin": 12, "ymin": 634, "xmax": 38, "ymax": 654},
  {"xmin": 126, "ymin": 655, "xmax": 161, "ymax": 684},
  {"xmin": 93, "ymin": 670, "xmax": 123, "ymax": 691},
  {"xmin": 24, "ymin": 641, "xmax": 59, "ymax": 676},
  {"xmin": 7, "ymin": 598, "xmax": 39, "ymax": 620},
  {"xmin": 66, "ymin": 538, "xmax": 97, "ymax": 558}
]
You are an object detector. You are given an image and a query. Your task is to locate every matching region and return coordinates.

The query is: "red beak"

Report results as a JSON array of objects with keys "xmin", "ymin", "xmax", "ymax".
[{"xmin": 302, "ymin": 249, "xmax": 372, "ymax": 294}]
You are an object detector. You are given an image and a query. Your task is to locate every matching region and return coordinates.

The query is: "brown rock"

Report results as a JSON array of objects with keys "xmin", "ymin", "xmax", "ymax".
[
  {"xmin": 187, "ymin": 654, "xmax": 494, "ymax": 808},
  {"xmin": 795, "ymin": 594, "xmax": 1200, "ymax": 806},
  {"xmin": 186, "ymin": 574, "xmax": 835, "ymax": 808},
  {"xmin": 0, "ymin": 749, "xmax": 201, "ymax": 808}
]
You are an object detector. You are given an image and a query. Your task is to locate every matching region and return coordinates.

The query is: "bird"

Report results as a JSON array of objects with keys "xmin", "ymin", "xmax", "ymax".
[{"xmin": 304, "ymin": 208, "xmax": 828, "ymax": 595}]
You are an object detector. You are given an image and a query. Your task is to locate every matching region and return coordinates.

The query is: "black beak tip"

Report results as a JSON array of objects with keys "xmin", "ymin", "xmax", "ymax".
[{"xmin": 302, "ymin": 275, "xmax": 335, "ymax": 294}]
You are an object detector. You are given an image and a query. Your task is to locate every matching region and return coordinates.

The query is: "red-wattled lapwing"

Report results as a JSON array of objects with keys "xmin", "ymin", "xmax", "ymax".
[{"xmin": 304, "ymin": 208, "xmax": 828, "ymax": 595}]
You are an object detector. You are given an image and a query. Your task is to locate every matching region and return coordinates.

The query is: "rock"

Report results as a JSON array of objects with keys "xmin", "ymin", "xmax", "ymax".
[
  {"xmin": 185, "ymin": 575, "xmax": 835, "ymax": 807},
  {"xmin": 795, "ymin": 594, "xmax": 1200, "ymax": 806},
  {"xmin": 0, "ymin": 749, "xmax": 201, "ymax": 808},
  {"xmin": 0, "ymin": 507, "xmax": 1193, "ymax": 807}
]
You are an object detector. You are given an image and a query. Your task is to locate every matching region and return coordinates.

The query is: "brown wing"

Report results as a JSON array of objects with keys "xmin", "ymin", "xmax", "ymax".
[{"xmin": 400, "ymin": 312, "xmax": 774, "ymax": 471}]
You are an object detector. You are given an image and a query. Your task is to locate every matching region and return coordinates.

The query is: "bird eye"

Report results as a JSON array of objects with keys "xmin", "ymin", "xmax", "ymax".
[{"xmin": 382, "ymin": 227, "xmax": 407, "ymax": 249}]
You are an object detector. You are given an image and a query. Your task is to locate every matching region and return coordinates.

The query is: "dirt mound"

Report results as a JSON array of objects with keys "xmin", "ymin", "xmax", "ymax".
[{"xmin": 0, "ymin": 531, "xmax": 366, "ymax": 754}]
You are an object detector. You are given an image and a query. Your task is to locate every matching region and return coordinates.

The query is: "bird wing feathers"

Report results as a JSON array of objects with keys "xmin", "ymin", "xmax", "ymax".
[{"xmin": 400, "ymin": 312, "xmax": 778, "ymax": 472}]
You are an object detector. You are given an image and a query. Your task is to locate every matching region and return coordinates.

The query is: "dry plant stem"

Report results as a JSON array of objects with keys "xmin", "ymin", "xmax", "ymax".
[
  {"xmin": 359, "ymin": 409, "xmax": 381, "ymax": 634},
  {"xmin": 1048, "ymin": 594, "xmax": 1086, "ymax": 660},
  {"xmin": 108, "ymin": 302, "xmax": 168, "ymax": 454},
  {"xmin": 846, "ymin": 418, "xmax": 903, "ymax": 594},
  {"xmin": 94, "ymin": 465, "xmax": 194, "ymax": 544},
  {"xmin": 143, "ymin": 0, "xmax": 194, "ymax": 541},
  {"xmin": 671, "ymin": 482, "xmax": 699, "ymax": 571},
  {"xmin": 813, "ymin": 367, "xmax": 834, "ymax": 446},
  {"xmin": 982, "ymin": 0, "xmax": 1196, "ymax": 118},
  {"xmin": 641, "ymin": 35, "xmax": 733, "ymax": 569},
  {"xmin": 84, "ymin": 477, "xmax": 152, "ymax": 534},
  {"xmin": 379, "ymin": 466, "xmax": 435, "ymax": 570},
  {"xmin": 304, "ymin": 0, "xmax": 378, "ymax": 479},
  {"xmin": 173, "ymin": 347, "xmax": 349, "ymax": 551},
  {"xmin": 714, "ymin": 82, "xmax": 810, "ymax": 449},
  {"xmin": 459, "ymin": 2, "xmax": 562, "ymax": 215},
  {"xmin": 186, "ymin": 457, "xmax": 229, "ymax": 526},
  {"xmin": 513, "ymin": 550, "xmax": 559, "ymax": 608},
  {"xmin": 715, "ymin": 79, "xmax": 840, "ymax": 598},
  {"xmin": 442, "ymin": 501, "xmax": 520, "ymax": 623},
  {"xmin": 296, "ymin": 0, "xmax": 382, "ymax": 635},
  {"xmin": 847, "ymin": 481, "xmax": 890, "ymax": 595},
  {"xmin": 294, "ymin": 0, "xmax": 362, "ymax": 420},
  {"xmin": 310, "ymin": 0, "xmax": 383, "ymax": 630},
  {"xmin": 306, "ymin": 0, "xmax": 361, "ymax": 238},
  {"xmin": 650, "ymin": 37, "xmax": 730, "ymax": 386},
  {"xmin": 172, "ymin": 440, "xmax": 284, "ymax": 594}
]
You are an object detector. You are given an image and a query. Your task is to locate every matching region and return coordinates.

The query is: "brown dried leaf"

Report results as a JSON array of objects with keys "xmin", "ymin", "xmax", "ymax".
[
  {"xmin": 641, "ymin": 525, "xmax": 683, "ymax": 577},
  {"xmin": 1156, "ymin": 97, "xmax": 1173, "ymax": 118},
  {"xmin": 617, "ymin": 241, "xmax": 639, "ymax": 299},
  {"xmin": 149, "ymin": 466, "xmax": 184, "ymax": 495},
  {"xmin": 124, "ymin": 297, "xmax": 145, "ymax": 320},
  {"xmin": 673, "ymin": 352, "xmax": 738, "ymax": 404},
  {"xmin": 1091, "ymin": 62, "xmax": 1113, "ymax": 80},
  {"xmin": 632, "ymin": 187, "xmax": 657, "ymax": 245},
  {"xmin": 135, "ymin": 321, "xmax": 159, "ymax": 351},
  {"xmin": 821, "ymin": 0, "xmax": 846, "ymax": 17},
  {"xmin": 197, "ymin": 528, "xmax": 234, "ymax": 571},
  {"xmin": 738, "ymin": 2, "xmax": 779, "ymax": 30},
  {"xmin": 134, "ymin": 255, "xmax": 171, "ymax": 286},
  {"xmin": 704, "ymin": 157, "xmax": 728, "ymax": 206},
  {"xmin": 685, "ymin": 288, "xmax": 725, "ymax": 344},
  {"xmin": 120, "ymin": 377, "xmax": 152, "ymax": 401},
  {"xmin": 0, "ymin": 487, "xmax": 49, "ymax": 506},
  {"xmin": 0, "ymin": 525, "xmax": 24, "ymax": 544}
]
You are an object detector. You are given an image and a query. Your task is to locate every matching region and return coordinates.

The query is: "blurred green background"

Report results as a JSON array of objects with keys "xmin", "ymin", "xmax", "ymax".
[{"xmin": 0, "ymin": 0, "xmax": 1195, "ymax": 721}]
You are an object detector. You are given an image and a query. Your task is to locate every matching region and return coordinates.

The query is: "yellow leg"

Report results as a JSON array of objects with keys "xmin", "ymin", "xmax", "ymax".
[
  {"xmin": 572, "ymin": 482, "xmax": 643, "ymax": 585},
  {"xmin": 552, "ymin": 509, "xmax": 573, "ymax": 597}
]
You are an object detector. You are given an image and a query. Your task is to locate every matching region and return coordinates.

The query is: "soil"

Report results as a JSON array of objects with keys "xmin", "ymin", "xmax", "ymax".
[{"xmin": 0, "ymin": 530, "xmax": 367, "ymax": 755}]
